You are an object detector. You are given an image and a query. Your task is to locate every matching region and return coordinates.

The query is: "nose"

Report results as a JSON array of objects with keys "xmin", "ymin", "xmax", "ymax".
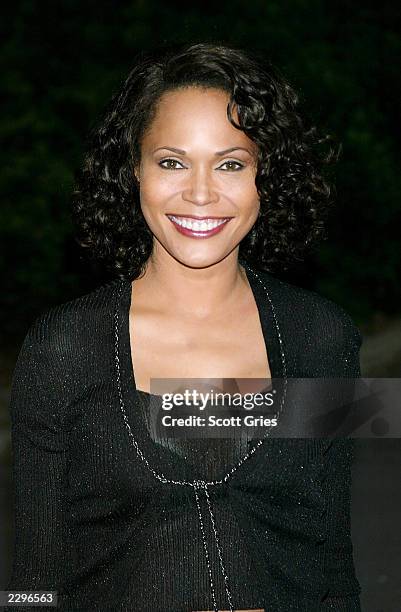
[{"xmin": 181, "ymin": 166, "xmax": 219, "ymax": 206}]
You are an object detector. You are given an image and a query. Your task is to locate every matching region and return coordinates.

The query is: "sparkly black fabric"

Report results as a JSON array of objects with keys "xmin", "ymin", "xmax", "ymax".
[{"xmin": 6, "ymin": 264, "xmax": 362, "ymax": 611}]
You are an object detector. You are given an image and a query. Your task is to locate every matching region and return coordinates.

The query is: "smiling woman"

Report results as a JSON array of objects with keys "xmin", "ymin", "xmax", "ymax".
[
  {"xmin": 6, "ymin": 41, "xmax": 362, "ymax": 612},
  {"xmin": 71, "ymin": 41, "xmax": 337, "ymax": 280},
  {"xmin": 132, "ymin": 86, "xmax": 260, "ymax": 272}
]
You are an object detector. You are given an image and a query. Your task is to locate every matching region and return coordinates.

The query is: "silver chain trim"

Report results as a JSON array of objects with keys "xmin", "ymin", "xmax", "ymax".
[{"xmin": 113, "ymin": 265, "xmax": 287, "ymax": 612}]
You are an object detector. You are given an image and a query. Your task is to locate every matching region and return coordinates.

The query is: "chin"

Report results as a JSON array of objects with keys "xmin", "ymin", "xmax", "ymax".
[{"xmin": 167, "ymin": 248, "xmax": 238, "ymax": 270}]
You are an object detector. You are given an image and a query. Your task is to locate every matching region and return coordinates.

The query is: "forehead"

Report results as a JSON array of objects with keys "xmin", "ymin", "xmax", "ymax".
[{"xmin": 141, "ymin": 87, "xmax": 257, "ymax": 152}]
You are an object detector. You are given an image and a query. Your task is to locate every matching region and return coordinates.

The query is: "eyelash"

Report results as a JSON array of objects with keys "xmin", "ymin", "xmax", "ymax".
[{"xmin": 158, "ymin": 158, "xmax": 245, "ymax": 172}]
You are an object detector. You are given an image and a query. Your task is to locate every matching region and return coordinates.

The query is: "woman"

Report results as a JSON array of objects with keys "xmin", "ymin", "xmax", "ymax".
[{"xmin": 7, "ymin": 42, "xmax": 362, "ymax": 611}]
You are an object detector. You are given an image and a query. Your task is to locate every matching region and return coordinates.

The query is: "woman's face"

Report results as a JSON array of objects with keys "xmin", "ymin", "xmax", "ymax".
[{"xmin": 135, "ymin": 87, "xmax": 260, "ymax": 269}]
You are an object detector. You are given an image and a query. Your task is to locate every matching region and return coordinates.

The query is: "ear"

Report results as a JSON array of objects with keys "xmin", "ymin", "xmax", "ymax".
[{"xmin": 133, "ymin": 165, "xmax": 140, "ymax": 183}]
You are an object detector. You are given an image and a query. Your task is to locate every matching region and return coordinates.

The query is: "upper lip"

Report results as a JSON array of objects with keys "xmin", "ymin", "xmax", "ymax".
[{"xmin": 167, "ymin": 214, "xmax": 233, "ymax": 220}]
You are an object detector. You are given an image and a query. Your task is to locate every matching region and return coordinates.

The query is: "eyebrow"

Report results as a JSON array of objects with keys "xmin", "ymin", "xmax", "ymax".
[{"xmin": 153, "ymin": 146, "xmax": 253, "ymax": 156}]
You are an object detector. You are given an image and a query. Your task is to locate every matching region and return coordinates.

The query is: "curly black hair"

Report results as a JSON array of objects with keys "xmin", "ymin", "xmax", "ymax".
[{"xmin": 71, "ymin": 41, "xmax": 340, "ymax": 281}]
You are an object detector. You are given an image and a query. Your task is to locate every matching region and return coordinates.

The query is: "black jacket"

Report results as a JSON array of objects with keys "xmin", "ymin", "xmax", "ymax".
[{"xmin": 6, "ymin": 263, "xmax": 362, "ymax": 611}]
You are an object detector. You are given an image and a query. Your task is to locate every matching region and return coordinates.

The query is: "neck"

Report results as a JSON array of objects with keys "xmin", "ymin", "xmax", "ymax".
[{"xmin": 133, "ymin": 249, "xmax": 249, "ymax": 319}]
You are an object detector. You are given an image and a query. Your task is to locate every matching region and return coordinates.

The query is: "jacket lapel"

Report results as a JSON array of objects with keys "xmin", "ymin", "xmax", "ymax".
[{"xmin": 241, "ymin": 261, "xmax": 288, "ymax": 381}]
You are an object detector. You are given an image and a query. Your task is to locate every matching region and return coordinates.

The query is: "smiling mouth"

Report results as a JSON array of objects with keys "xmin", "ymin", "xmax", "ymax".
[{"xmin": 166, "ymin": 214, "xmax": 232, "ymax": 231}]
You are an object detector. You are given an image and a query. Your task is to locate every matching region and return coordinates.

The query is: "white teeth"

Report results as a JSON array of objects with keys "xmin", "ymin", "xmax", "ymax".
[{"xmin": 169, "ymin": 216, "xmax": 228, "ymax": 231}]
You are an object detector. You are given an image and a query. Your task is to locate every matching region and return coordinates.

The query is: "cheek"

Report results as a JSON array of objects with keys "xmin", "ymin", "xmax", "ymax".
[
  {"xmin": 229, "ymin": 172, "xmax": 259, "ymax": 201},
  {"xmin": 139, "ymin": 179, "xmax": 171, "ymax": 212},
  {"xmin": 238, "ymin": 182, "xmax": 260, "ymax": 214},
  {"xmin": 241, "ymin": 187, "xmax": 261, "ymax": 228}
]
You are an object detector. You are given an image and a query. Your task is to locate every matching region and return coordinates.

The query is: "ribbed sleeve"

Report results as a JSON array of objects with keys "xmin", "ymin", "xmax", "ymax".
[
  {"xmin": 319, "ymin": 439, "xmax": 361, "ymax": 610},
  {"xmin": 319, "ymin": 303, "xmax": 363, "ymax": 610},
  {"xmin": 5, "ymin": 312, "xmax": 71, "ymax": 611},
  {"xmin": 320, "ymin": 594, "xmax": 362, "ymax": 611}
]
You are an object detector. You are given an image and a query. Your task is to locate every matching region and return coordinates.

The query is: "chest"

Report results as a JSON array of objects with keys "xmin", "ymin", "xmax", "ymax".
[{"xmin": 129, "ymin": 302, "xmax": 271, "ymax": 393}]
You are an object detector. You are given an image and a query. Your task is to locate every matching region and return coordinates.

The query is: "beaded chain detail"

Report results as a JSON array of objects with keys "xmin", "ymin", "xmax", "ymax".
[{"xmin": 113, "ymin": 264, "xmax": 287, "ymax": 612}]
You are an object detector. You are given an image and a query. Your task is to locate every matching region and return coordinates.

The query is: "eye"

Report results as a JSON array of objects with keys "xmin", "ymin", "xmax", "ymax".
[
  {"xmin": 158, "ymin": 158, "xmax": 245, "ymax": 171},
  {"xmin": 158, "ymin": 158, "xmax": 185, "ymax": 170},
  {"xmin": 219, "ymin": 160, "xmax": 244, "ymax": 171}
]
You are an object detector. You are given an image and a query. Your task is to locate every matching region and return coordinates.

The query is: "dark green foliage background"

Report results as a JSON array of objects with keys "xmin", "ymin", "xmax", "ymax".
[{"xmin": 1, "ymin": 1, "xmax": 400, "ymax": 342}]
